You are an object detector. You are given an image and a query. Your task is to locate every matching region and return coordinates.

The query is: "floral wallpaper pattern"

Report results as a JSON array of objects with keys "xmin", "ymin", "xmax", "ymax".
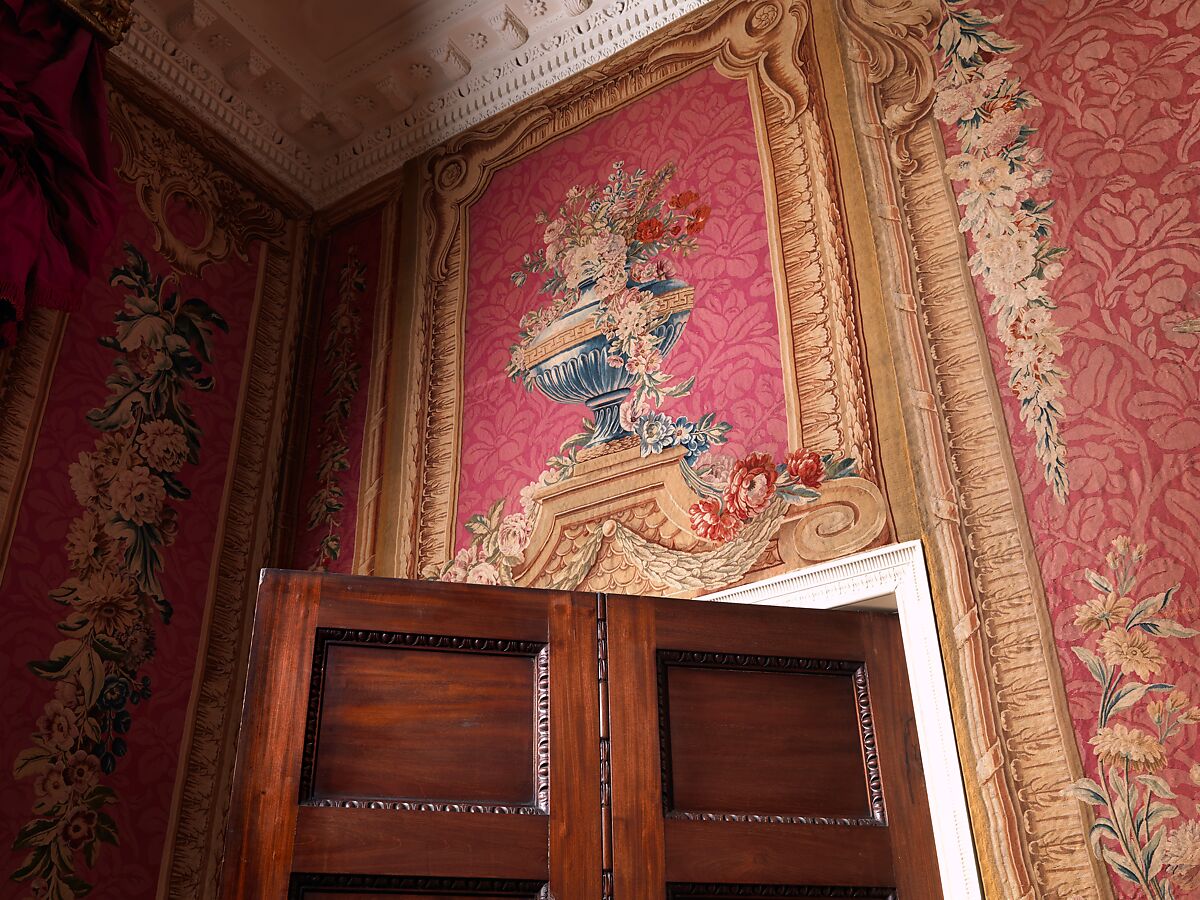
[
  {"xmin": 290, "ymin": 212, "xmax": 383, "ymax": 575},
  {"xmin": 0, "ymin": 138, "xmax": 259, "ymax": 898},
  {"xmin": 933, "ymin": 0, "xmax": 1069, "ymax": 501},
  {"xmin": 936, "ymin": 1, "xmax": 1200, "ymax": 895}
]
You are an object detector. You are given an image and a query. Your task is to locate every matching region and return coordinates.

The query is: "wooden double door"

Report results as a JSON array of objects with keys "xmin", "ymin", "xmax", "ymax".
[{"xmin": 221, "ymin": 573, "xmax": 942, "ymax": 899}]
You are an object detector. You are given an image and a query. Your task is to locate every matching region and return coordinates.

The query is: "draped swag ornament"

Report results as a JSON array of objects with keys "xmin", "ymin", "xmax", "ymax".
[{"xmin": 0, "ymin": 0, "xmax": 119, "ymax": 347}]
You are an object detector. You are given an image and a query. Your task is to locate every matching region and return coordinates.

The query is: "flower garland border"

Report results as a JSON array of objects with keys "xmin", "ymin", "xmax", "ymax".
[
  {"xmin": 10, "ymin": 245, "xmax": 227, "ymax": 900},
  {"xmin": 304, "ymin": 249, "xmax": 367, "ymax": 572},
  {"xmin": 932, "ymin": 0, "xmax": 1070, "ymax": 501}
]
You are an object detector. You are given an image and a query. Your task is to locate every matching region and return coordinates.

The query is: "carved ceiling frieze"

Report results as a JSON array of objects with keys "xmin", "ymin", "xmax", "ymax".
[{"xmin": 111, "ymin": 0, "xmax": 714, "ymax": 207}]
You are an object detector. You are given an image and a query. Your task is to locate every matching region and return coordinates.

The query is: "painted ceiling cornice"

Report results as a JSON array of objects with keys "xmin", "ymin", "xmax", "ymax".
[{"xmin": 111, "ymin": 0, "xmax": 712, "ymax": 208}]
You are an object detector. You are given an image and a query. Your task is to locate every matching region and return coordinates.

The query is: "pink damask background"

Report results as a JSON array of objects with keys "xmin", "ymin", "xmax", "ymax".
[
  {"xmin": 457, "ymin": 65, "xmax": 789, "ymax": 546},
  {"xmin": 0, "ymin": 146, "xmax": 260, "ymax": 894},
  {"xmin": 944, "ymin": 1, "xmax": 1200, "ymax": 894},
  {"xmin": 289, "ymin": 209, "xmax": 383, "ymax": 573}
]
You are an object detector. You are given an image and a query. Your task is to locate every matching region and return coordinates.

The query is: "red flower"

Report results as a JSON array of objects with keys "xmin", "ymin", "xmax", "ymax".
[
  {"xmin": 689, "ymin": 497, "xmax": 742, "ymax": 543},
  {"xmin": 723, "ymin": 452, "xmax": 778, "ymax": 520},
  {"xmin": 785, "ymin": 449, "xmax": 824, "ymax": 488},
  {"xmin": 635, "ymin": 218, "xmax": 665, "ymax": 242},
  {"xmin": 670, "ymin": 190, "xmax": 700, "ymax": 209},
  {"xmin": 686, "ymin": 204, "xmax": 711, "ymax": 235}
]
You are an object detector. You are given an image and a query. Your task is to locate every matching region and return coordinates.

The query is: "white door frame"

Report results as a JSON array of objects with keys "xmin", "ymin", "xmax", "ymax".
[{"xmin": 699, "ymin": 539, "xmax": 982, "ymax": 899}]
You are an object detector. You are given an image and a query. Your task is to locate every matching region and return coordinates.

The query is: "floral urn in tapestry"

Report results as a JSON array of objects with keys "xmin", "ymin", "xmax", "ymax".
[{"xmin": 507, "ymin": 160, "xmax": 710, "ymax": 448}]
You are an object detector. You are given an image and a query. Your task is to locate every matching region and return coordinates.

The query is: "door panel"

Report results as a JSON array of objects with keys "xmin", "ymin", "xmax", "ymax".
[
  {"xmin": 222, "ymin": 573, "xmax": 601, "ymax": 899},
  {"xmin": 224, "ymin": 576, "xmax": 942, "ymax": 899},
  {"xmin": 607, "ymin": 594, "xmax": 940, "ymax": 899},
  {"xmin": 286, "ymin": 873, "xmax": 549, "ymax": 898}
]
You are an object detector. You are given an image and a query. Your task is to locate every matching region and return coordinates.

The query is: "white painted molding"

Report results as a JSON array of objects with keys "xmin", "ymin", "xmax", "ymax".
[
  {"xmin": 699, "ymin": 541, "xmax": 983, "ymax": 900},
  {"xmin": 117, "ymin": 0, "xmax": 716, "ymax": 208}
]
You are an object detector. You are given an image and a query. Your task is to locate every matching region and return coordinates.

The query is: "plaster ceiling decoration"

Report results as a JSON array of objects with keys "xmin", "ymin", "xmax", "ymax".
[{"xmin": 114, "ymin": 0, "xmax": 712, "ymax": 207}]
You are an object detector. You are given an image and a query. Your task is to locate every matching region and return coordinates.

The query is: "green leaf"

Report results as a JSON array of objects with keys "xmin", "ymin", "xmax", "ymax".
[
  {"xmin": 1107, "ymin": 682, "xmax": 1156, "ymax": 717},
  {"xmin": 1101, "ymin": 846, "xmax": 1141, "ymax": 884},
  {"xmin": 13, "ymin": 817, "xmax": 59, "ymax": 850},
  {"xmin": 13, "ymin": 746, "xmax": 53, "ymax": 779},
  {"xmin": 1134, "ymin": 617, "xmax": 1198, "ymax": 638},
  {"xmin": 1145, "ymin": 825, "xmax": 1165, "ymax": 880},
  {"xmin": 93, "ymin": 634, "xmax": 126, "ymax": 662},
  {"xmin": 11, "ymin": 846, "xmax": 49, "ymax": 882},
  {"xmin": 78, "ymin": 648, "xmax": 106, "ymax": 708},
  {"xmin": 1137, "ymin": 775, "xmax": 1177, "ymax": 800},
  {"xmin": 1084, "ymin": 569, "xmax": 1113, "ymax": 594},
  {"xmin": 1065, "ymin": 778, "xmax": 1106, "ymax": 806},
  {"xmin": 1071, "ymin": 645, "xmax": 1109, "ymax": 686},
  {"xmin": 1144, "ymin": 803, "xmax": 1179, "ymax": 829},
  {"xmin": 1089, "ymin": 818, "xmax": 1120, "ymax": 859},
  {"xmin": 1127, "ymin": 587, "xmax": 1176, "ymax": 628}
]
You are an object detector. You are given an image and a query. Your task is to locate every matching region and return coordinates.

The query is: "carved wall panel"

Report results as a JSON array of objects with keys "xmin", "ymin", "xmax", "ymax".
[{"xmin": 396, "ymin": 0, "xmax": 907, "ymax": 602}]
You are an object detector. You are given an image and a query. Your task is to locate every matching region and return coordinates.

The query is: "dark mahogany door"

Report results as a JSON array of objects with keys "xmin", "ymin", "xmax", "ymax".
[
  {"xmin": 605, "ymin": 594, "xmax": 941, "ymax": 900},
  {"xmin": 221, "ymin": 577, "xmax": 941, "ymax": 899},
  {"xmin": 220, "ymin": 572, "xmax": 602, "ymax": 900}
]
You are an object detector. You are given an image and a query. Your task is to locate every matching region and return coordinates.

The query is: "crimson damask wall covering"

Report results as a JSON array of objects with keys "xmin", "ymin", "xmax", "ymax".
[
  {"xmin": 0, "ymin": 85, "xmax": 303, "ymax": 899},
  {"xmin": 289, "ymin": 209, "xmax": 385, "ymax": 574},
  {"xmin": 934, "ymin": 0, "xmax": 1200, "ymax": 894}
]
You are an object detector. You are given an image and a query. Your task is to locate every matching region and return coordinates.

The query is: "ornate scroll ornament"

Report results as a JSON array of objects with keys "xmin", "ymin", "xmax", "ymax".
[
  {"xmin": 52, "ymin": 0, "xmax": 134, "ymax": 45},
  {"xmin": 407, "ymin": 0, "xmax": 889, "ymax": 597},
  {"xmin": 305, "ymin": 250, "xmax": 367, "ymax": 571},
  {"xmin": 839, "ymin": 0, "xmax": 941, "ymax": 173},
  {"xmin": 106, "ymin": 89, "xmax": 287, "ymax": 275},
  {"xmin": 834, "ymin": 0, "xmax": 1109, "ymax": 896}
]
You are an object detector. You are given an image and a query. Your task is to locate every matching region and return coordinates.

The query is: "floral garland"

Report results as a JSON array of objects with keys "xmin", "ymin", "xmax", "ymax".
[
  {"xmin": 682, "ymin": 448, "xmax": 858, "ymax": 545},
  {"xmin": 432, "ymin": 408, "xmax": 858, "ymax": 585},
  {"xmin": 1066, "ymin": 537, "xmax": 1200, "ymax": 897},
  {"xmin": 507, "ymin": 160, "xmax": 710, "ymax": 425},
  {"xmin": 933, "ymin": 1, "xmax": 1070, "ymax": 502},
  {"xmin": 304, "ymin": 250, "xmax": 366, "ymax": 572},
  {"xmin": 10, "ymin": 245, "xmax": 227, "ymax": 900}
]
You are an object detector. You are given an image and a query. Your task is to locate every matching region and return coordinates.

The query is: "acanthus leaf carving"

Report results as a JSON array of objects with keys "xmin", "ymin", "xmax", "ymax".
[
  {"xmin": 838, "ymin": 0, "xmax": 941, "ymax": 173},
  {"xmin": 107, "ymin": 88, "xmax": 288, "ymax": 275}
]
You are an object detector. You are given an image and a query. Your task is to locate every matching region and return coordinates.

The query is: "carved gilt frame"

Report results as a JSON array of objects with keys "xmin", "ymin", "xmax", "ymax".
[{"xmin": 394, "ymin": 0, "xmax": 923, "ymax": 593}]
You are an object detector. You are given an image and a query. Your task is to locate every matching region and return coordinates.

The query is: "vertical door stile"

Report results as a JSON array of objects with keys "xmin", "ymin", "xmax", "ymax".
[{"xmin": 597, "ymin": 593, "xmax": 614, "ymax": 900}]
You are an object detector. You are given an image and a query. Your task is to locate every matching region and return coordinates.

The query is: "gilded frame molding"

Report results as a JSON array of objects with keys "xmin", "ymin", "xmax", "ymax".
[
  {"xmin": 832, "ymin": 1, "xmax": 1109, "ymax": 896},
  {"xmin": 403, "ymin": 0, "xmax": 901, "ymax": 587}
]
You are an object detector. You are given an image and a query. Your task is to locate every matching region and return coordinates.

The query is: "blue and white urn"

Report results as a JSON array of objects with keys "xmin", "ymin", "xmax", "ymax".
[{"xmin": 523, "ymin": 277, "xmax": 694, "ymax": 448}]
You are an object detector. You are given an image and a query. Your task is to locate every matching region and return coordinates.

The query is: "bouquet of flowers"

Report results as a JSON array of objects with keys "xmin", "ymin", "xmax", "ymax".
[{"xmin": 507, "ymin": 159, "xmax": 710, "ymax": 424}]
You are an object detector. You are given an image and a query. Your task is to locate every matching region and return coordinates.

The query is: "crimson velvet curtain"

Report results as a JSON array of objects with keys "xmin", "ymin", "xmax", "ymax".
[{"xmin": 0, "ymin": 0, "xmax": 116, "ymax": 347}]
